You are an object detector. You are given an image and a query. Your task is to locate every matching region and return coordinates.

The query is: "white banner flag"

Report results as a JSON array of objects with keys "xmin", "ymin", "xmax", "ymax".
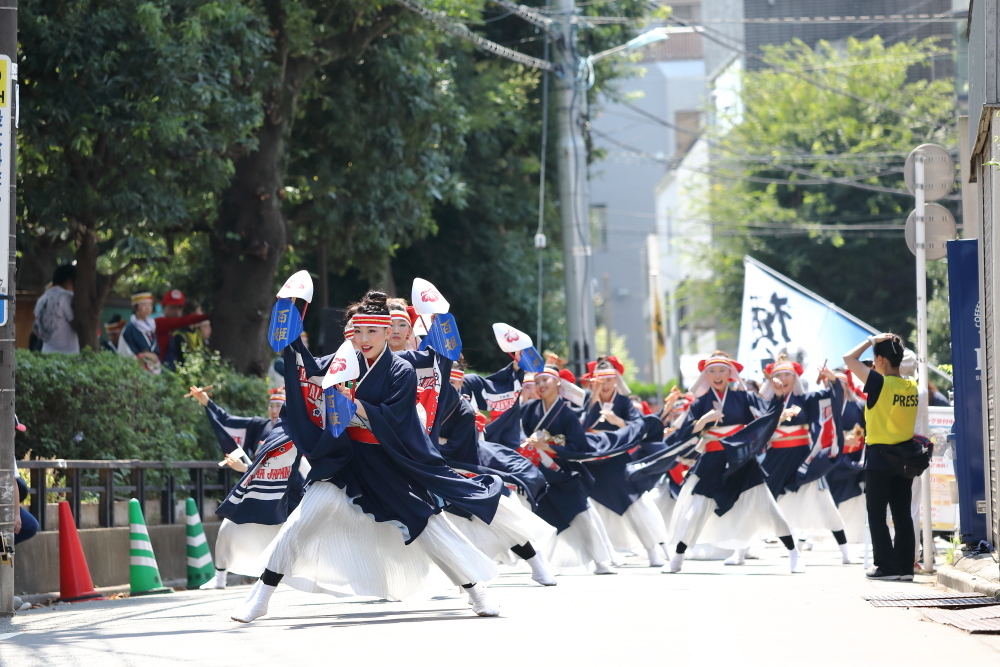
[{"xmin": 737, "ymin": 257, "xmax": 876, "ymax": 382}]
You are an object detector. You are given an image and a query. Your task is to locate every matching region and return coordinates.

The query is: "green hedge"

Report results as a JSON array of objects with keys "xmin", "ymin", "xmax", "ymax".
[{"xmin": 15, "ymin": 349, "xmax": 268, "ymax": 462}]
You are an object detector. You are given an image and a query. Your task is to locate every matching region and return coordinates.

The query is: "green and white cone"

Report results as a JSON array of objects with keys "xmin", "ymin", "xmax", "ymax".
[
  {"xmin": 129, "ymin": 498, "xmax": 172, "ymax": 596},
  {"xmin": 185, "ymin": 498, "xmax": 215, "ymax": 589}
]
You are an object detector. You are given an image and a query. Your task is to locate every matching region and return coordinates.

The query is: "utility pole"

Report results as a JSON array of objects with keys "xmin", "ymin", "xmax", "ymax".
[
  {"xmin": 0, "ymin": 0, "xmax": 16, "ymax": 617},
  {"xmin": 554, "ymin": 0, "xmax": 595, "ymax": 378}
]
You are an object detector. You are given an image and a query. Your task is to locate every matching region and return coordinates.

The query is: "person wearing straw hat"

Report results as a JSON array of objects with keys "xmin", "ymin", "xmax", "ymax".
[
  {"xmin": 102, "ymin": 315, "xmax": 125, "ymax": 353},
  {"xmin": 755, "ymin": 354, "xmax": 853, "ymax": 566},
  {"xmin": 188, "ymin": 386, "xmax": 306, "ymax": 590},
  {"xmin": 663, "ymin": 352, "xmax": 804, "ymax": 575},
  {"xmin": 582, "ymin": 357, "xmax": 669, "ymax": 567},
  {"xmin": 232, "ymin": 290, "xmax": 505, "ymax": 623},
  {"xmin": 118, "ymin": 290, "xmax": 208, "ymax": 371}
]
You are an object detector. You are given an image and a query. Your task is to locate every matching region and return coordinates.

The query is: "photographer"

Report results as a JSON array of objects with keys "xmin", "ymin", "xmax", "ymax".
[{"xmin": 843, "ymin": 333, "xmax": 918, "ymax": 581}]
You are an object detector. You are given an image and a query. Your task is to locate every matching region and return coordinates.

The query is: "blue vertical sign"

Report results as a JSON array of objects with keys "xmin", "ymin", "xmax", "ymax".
[{"xmin": 947, "ymin": 239, "xmax": 987, "ymax": 544}]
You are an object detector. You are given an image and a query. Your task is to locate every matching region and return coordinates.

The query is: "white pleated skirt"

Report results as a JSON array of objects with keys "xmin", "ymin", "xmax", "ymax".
[
  {"xmin": 592, "ymin": 495, "xmax": 668, "ymax": 552},
  {"xmin": 214, "ymin": 519, "xmax": 281, "ymax": 576},
  {"xmin": 544, "ymin": 503, "xmax": 613, "ymax": 572},
  {"xmin": 259, "ymin": 481, "xmax": 498, "ymax": 601},
  {"xmin": 776, "ymin": 479, "xmax": 846, "ymax": 536},
  {"xmin": 450, "ymin": 492, "xmax": 556, "ymax": 562},
  {"xmin": 671, "ymin": 474, "xmax": 792, "ymax": 550},
  {"xmin": 838, "ymin": 494, "xmax": 868, "ymax": 543}
]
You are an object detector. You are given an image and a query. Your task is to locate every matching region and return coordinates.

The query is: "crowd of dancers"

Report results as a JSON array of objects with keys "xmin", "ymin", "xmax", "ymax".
[{"xmin": 189, "ymin": 272, "xmax": 873, "ymax": 623}]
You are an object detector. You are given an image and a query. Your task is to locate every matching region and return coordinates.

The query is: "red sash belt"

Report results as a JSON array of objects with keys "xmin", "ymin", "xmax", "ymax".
[
  {"xmin": 702, "ymin": 425, "xmax": 745, "ymax": 452},
  {"xmin": 770, "ymin": 427, "xmax": 809, "ymax": 449},
  {"xmin": 346, "ymin": 426, "xmax": 379, "ymax": 445}
]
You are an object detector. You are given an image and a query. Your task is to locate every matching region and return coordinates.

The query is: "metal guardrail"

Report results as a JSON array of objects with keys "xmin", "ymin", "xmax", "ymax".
[{"xmin": 16, "ymin": 460, "xmax": 234, "ymax": 531}]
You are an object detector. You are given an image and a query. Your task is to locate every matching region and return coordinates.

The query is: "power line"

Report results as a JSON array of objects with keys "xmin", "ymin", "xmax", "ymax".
[
  {"xmin": 395, "ymin": 0, "xmax": 556, "ymax": 71},
  {"xmin": 605, "ymin": 102, "xmax": 948, "ymax": 197}
]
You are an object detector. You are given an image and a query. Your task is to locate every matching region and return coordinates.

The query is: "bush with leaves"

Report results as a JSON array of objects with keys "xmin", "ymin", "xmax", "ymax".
[{"xmin": 14, "ymin": 349, "xmax": 267, "ymax": 463}]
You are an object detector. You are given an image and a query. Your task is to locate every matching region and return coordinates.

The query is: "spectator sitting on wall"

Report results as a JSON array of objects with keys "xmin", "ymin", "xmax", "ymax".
[
  {"xmin": 102, "ymin": 315, "xmax": 125, "ymax": 353},
  {"xmin": 32, "ymin": 264, "xmax": 80, "ymax": 354}
]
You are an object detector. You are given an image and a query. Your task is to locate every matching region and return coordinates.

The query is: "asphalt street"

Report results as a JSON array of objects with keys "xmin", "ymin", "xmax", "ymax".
[{"xmin": 1, "ymin": 541, "xmax": 997, "ymax": 666}]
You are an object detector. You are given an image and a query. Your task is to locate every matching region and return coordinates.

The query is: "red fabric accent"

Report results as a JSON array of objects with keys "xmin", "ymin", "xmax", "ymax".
[
  {"xmin": 770, "ymin": 437, "xmax": 810, "ymax": 448},
  {"xmin": 704, "ymin": 441, "xmax": 724, "ymax": 452},
  {"xmin": 346, "ymin": 427, "xmax": 380, "ymax": 444},
  {"xmin": 416, "ymin": 386, "xmax": 439, "ymax": 435},
  {"xmin": 641, "ymin": 401, "xmax": 652, "ymax": 415},
  {"xmin": 517, "ymin": 444, "xmax": 542, "ymax": 467},
  {"xmin": 669, "ymin": 463, "xmax": 690, "ymax": 485},
  {"xmin": 154, "ymin": 313, "xmax": 210, "ymax": 360},
  {"xmin": 605, "ymin": 356, "xmax": 625, "ymax": 376},
  {"xmin": 474, "ymin": 412, "xmax": 487, "ymax": 433},
  {"xmin": 559, "ymin": 368, "xmax": 577, "ymax": 385}
]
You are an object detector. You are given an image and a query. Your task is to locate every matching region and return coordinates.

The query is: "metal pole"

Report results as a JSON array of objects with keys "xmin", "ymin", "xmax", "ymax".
[
  {"xmin": 0, "ymin": 0, "xmax": 15, "ymax": 617},
  {"xmin": 602, "ymin": 273, "xmax": 611, "ymax": 356},
  {"xmin": 915, "ymin": 155, "xmax": 934, "ymax": 574},
  {"xmin": 535, "ymin": 5, "xmax": 550, "ymax": 349},
  {"xmin": 555, "ymin": 0, "xmax": 595, "ymax": 378}
]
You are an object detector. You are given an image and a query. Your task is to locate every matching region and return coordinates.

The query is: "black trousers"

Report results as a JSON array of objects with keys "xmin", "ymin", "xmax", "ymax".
[{"xmin": 865, "ymin": 467, "xmax": 914, "ymax": 575}]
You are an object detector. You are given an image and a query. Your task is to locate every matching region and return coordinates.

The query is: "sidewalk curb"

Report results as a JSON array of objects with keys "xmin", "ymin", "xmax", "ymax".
[
  {"xmin": 937, "ymin": 564, "xmax": 1000, "ymax": 598},
  {"xmin": 18, "ymin": 574, "xmax": 256, "ymax": 606}
]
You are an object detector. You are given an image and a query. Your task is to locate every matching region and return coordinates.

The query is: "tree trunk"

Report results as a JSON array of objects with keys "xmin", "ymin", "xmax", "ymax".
[
  {"xmin": 208, "ymin": 9, "xmax": 402, "ymax": 374},
  {"xmin": 72, "ymin": 228, "xmax": 112, "ymax": 351},
  {"xmin": 317, "ymin": 243, "xmax": 329, "ymax": 309}
]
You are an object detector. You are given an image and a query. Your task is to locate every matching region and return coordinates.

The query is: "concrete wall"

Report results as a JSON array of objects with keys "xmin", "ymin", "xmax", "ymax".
[{"xmin": 13, "ymin": 520, "xmax": 222, "ymax": 596}]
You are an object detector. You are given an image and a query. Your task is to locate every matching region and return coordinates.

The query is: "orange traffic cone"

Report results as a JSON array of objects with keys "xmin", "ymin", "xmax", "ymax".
[{"xmin": 57, "ymin": 501, "xmax": 105, "ymax": 603}]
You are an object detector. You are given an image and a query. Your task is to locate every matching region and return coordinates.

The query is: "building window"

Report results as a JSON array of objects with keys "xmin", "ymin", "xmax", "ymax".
[{"xmin": 674, "ymin": 110, "xmax": 700, "ymax": 157}]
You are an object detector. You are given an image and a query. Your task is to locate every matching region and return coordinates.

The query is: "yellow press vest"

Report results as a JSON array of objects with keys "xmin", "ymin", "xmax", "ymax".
[{"xmin": 864, "ymin": 375, "xmax": 918, "ymax": 445}]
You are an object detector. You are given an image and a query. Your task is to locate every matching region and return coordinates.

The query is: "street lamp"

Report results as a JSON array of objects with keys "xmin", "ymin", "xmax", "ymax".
[{"xmin": 579, "ymin": 26, "xmax": 688, "ymax": 88}]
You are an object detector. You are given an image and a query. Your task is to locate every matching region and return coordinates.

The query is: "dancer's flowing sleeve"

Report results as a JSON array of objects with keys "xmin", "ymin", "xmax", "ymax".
[{"xmin": 204, "ymin": 400, "xmax": 269, "ymax": 458}]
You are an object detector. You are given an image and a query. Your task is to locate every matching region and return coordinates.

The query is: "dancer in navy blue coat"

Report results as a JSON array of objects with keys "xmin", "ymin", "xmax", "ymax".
[
  {"xmin": 582, "ymin": 358, "xmax": 669, "ymax": 567},
  {"xmin": 665, "ymin": 353, "xmax": 803, "ymax": 574},
  {"xmin": 757, "ymin": 356, "xmax": 853, "ymax": 566},
  {"xmin": 191, "ymin": 387, "xmax": 308, "ymax": 589},
  {"xmin": 519, "ymin": 366, "xmax": 624, "ymax": 574},
  {"xmin": 825, "ymin": 369, "xmax": 868, "ymax": 543},
  {"xmin": 232, "ymin": 291, "xmax": 504, "ymax": 623},
  {"xmin": 438, "ymin": 366, "xmax": 558, "ymax": 585}
]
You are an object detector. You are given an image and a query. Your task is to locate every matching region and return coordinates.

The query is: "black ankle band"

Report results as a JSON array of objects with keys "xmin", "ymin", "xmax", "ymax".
[
  {"xmin": 676, "ymin": 542, "xmax": 688, "ymax": 554},
  {"xmin": 510, "ymin": 542, "xmax": 536, "ymax": 560},
  {"xmin": 779, "ymin": 535, "xmax": 796, "ymax": 551},
  {"xmin": 261, "ymin": 569, "xmax": 283, "ymax": 587},
  {"xmin": 832, "ymin": 530, "xmax": 848, "ymax": 545}
]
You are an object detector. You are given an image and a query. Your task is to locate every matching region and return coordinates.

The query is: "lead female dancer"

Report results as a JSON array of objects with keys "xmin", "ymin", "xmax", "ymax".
[{"xmin": 232, "ymin": 291, "xmax": 505, "ymax": 622}]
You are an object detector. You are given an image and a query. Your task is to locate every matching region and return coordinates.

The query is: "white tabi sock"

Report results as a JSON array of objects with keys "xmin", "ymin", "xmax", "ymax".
[
  {"xmin": 839, "ymin": 543, "xmax": 856, "ymax": 564},
  {"xmin": 200, "ymin": 569, "xmax": 228, "ymax": 590},
  {"xmin": 789, "ymin": 548, "xmax": 806, "ymax": 574},
  {"xmin": 662, "ymin": 552, "xmax": 684, "ymax": 574},
  {"xmin": 646, "ymin": 545, "xmax": 666, "ymax": 568},
  {"xmin": 724, "ymin": 548, "xmax": 747, "ymax": 566},
  {"xmin": 465, "ymin": 583, "xmax": 501, "ymax": 617},
  {"xmin": 231, "ymin": 580, "xmax": 275, "ymax": 623},
  {"xmin": 526, "ymin": 554, "xmax": 557, "ymax": 586}
]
